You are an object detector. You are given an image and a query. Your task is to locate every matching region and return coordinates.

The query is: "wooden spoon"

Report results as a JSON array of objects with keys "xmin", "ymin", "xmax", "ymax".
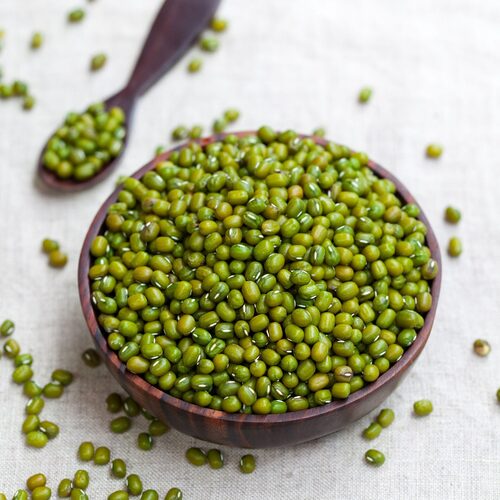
[{"xmin": 38, "ymin": 0, "xmax": 221, "ymax": 192}]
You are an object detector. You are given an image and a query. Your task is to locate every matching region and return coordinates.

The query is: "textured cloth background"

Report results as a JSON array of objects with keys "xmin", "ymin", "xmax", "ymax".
[{"xmin": 0, "ymin": 0, "xmax": 499, "ymax": 498}]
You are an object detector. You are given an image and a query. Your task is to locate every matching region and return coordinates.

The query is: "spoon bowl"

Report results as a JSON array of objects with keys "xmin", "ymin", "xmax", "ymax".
[
  {"xmin": 78, "ymin": 131, "xmax": 442, "ymax": 448},
  {"xmin": 37, "ymin": 90, "xmax": 134, "ymax": 191}
]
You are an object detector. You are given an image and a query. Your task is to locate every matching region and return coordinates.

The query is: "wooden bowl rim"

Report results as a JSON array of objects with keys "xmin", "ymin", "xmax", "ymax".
[{"xmin": 78, "ymin": 130, "xmax": 442, "ymax": 425}]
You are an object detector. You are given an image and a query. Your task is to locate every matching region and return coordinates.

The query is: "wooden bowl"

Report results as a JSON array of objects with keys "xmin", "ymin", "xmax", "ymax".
[{"xmin": 78, "ymin": 131, "xmax": 442, "ymax": 448}]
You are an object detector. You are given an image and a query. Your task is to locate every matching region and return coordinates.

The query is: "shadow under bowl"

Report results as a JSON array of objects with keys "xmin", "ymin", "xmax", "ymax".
[{"xmin": 78, "ymin": 131, "xmax": 442, "ymax": 449}]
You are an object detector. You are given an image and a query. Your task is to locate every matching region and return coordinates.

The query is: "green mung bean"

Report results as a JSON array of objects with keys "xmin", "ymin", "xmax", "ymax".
[
  {"xmin": 148, "ymin": 419, "xmax": 169, "ymax": 436},
  {"xmin": 70, "ymin": 489, "xmax": 88, "ymax": 500},
  {"xmin": 42, "ymin": 239, "xmax": 59, "ymax": 253},
  {"xmin": 473, "ymin": 339, "xmax": 490, "ymax": 357},
  {"xmin": 165, "ymin": 488, "xmax": 183, "ymax": 500},
  {"xmin": 110, "ymin": 416, "xmax": 132, "ymax": 433},
  {"xmin": 81, "ymin": 348, "xmax": 101, "ymax": 367},
  {"xmin": 123, "ymin": 397, "xmax": 141, "ymax": 417},
  {"xmin": 364, "ymin": 449, "xmax": 385, "ymax": 466},
  {"xmin": 58, "ymin": 479, "xmax": 72, "ymax": 498},
  {"xmin": 358, "ymin": 87, "xmax": 372, "ymax": 103},
  {"xmin": 224, "ymin": 108, "xmax": 239, "ymax": 122},
  {"xmin": 141, "ymin": 491, "xmax": 158, "ymax": 500},
  {"xmin": 447, "ymin": 237, "xmax": 462, "ymax": 257},
  {"xmin": 39, "ymin": 420, "xmax": 59, "ymax": 439},
  {"xmin": 376, "ymin": 408, "xmax": 395, "ymax": 428},
  {"xmin": 22, "ymin": 415, "xmax": 40, "ymax": 434},
  {"xmin": 26, "ymin": 396, "xmax": 45, "ymax": 415},
  {"xmin": 0, "ymin": 319, "xmax": 14, "ymax": 336},
  {"xmin": 444, "ymin": 206, "xmax": 461, "ymax": 224},
  {"xmin": 26, "ymin": 473, "xmax": 46, "ymax": 490},
  {"xmin": 312, "ymin": 127, "xmax": 326, "ymax": 137},
  {"xmin": 210, "ymin": 17, "xmax": 228, "ymax": 32},
  {"xmin": 239, "ymin": 454, "xmax": 256, "ymax": 473},
  {"xmin": 426, "ymin": 143, "xmax": 442, "ymax": 158},
  {"xmin": 199, "ymin": 37, "xmax": 219, "ymax": 52},
  {"xmin": 43, "ymin": 381, "xmax": 64, "ymax": 398},
  {"xmin": 185, "ymin": 447, "xmax": 206, "ymax": 466},
  {"xmin": 48, "ymin": 250, "xmax": 68, "ymax": 267},
  {"xmin": 30, "ymin": 32, "xmax": 43, "ymax": 49},
  {"xmin": 108, "ymin": 492, "xmax": 129, "ymax": 500},
  {"xmin": 112, "ymin": 458, "xmax": 127, "ymax": 478},
  {"xmin": 13, "ymin": 365, "xmax": 33, "ymax": 384},
  {"xmin": 68, "ymin": 8, "xmax": 85, "ymax": 22},
  {"xmin": 78, "ymin": 441, "xmax": 95, "ymax": 461},
  {"xmin": 31, "ymin": 487, "xmax": 51, "ymax": 500},
  {"xmin": 94, "ymin": 446, "xmax": 111, "ymax": 465},
  {"xmin": 12, "ymin": 491, "xmax": 28, "ymax": 500},
  {"xmin": 52, "ymin": 368, "xmax": 74, "ymax": 385},
  {"xmin": 413, "ymin": 399, "xmax": 433, "ymax": 416},
  {"xmin": 73, "ymin": 469, "xmax": 90, "ymax": 489},
  {"xmin": 207, "ymin": 449, "xmax": 224, "ymax": 469},
  {"xmin": 26, "ymin": 430, "xmax": 48, "ymax": 448},
  {"xmin": 126, "ymin": 474, "xmax": 143, "ymax": 496},
  {"xmin": 187, "ymin": 59, "xmax": 202, "ymax": 73},
  {"xmin": 363, "ymin": 422, "xmax": 382, "ymax": 440},
  {"xmin": 106, "ymin": 393, "xmax": 123, "ymax": 413},
  {"xmin": 137, "ymin": 432, "xmax": 153, "ymax": 450},
  {"xmin": 90, "ymin": 53, "xmax": 107, "ymax": 71}
]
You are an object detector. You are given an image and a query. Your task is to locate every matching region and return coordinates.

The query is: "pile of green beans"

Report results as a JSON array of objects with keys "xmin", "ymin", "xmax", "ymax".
[
  {"xmin": 42, "ymin": 102, "xmax": 126, "ymax": 181},
  {"xmin": 0, "ymin": 78, "xmax": 35, "ymax": 111},
  {"xmin": 1, "ymin": 318, "xmax": 72, "ymax": 447},
  {"xmin": 88, "ymin": 129, "xmax": 438, "ymax": 414}
]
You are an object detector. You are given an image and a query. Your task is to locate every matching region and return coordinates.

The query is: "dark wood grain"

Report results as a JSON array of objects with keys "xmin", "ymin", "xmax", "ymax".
[
  {"xmin": 78, "ymin": 132, "xmax": 442, "ymax": 448},
  {"xmin": 38, "ymin": 0, "xmax": 221, "ymax": 192}
]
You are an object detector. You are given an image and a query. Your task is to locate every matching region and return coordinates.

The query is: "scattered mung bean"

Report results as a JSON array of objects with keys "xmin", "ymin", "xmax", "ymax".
[
  {"xmin": 364, "ymin": 448, "xmax": 385, "ymax": 466},
  {"xmin": 73, "ymin": 469, "xmax": 90, "ymax": 489},
  {"xmin": 187, "ymin": 59, "xmax": 202, "ymax": 73},
  {"xmin": 111, "ymin": 458, "xmax": 127, "ymax": 478},
  {"xmin": 358, "ymin": 87, "xmax": 372, "ymax": 103},
  {"xmin": 444, "ymin": 206, "xmax": 461, "ymax": 224},
  {"xmin": 210, "ymin": 18, "xmax": 228, "ymax": 32},
  {"xmin": 68, "ymin": 8, "xmax": 85, "ymax": 23},
  {"xmin": 90, "ymin": 53, "xmax": 107, "ymax": 71},
  {"xmin": 126, "ymin": 474, "xmax": 143, "ymax": 496},
  {"xmin": 426, "ymin": 143, "xmax": 443, "ymax": 159},
  {"xmin": 447, "ymin": 237, "xmax": 462, "ymax": 257},
  {"xmin": 239, "ymin": 454, "xmax": 256, "ymax": 473},
  {"xmin": 94, "ymin": 446, "xmax": 111, "ymax": 465},
  {"xmin": 81, "ymin": 348, "xmax": 101, "ymax": 367},
  {"xmin": 58, "ymin": 479, "xmax": 73, "ymax": 498},
  {"xmin": 199, "ymin": 37, "xmax": 219, "ymax": 52},
  {"xmin": 137, "ymin": 432, "xmax": 153, "ymax": 450},
  {"xmin": 30, "ymin": 32, "xmax": 43, "ymax": 49},
  {"xmin": 26, "ymin": 473, "xmax": 47, "ymax": 490},
  {"xmin": 78, "ymin": 441, "xmax": 95, "ymax": 461},
  {"xmin": 473, "ymin": 339, "xmax": 490, "ymax": 357},
  {"xmin": 185, "ymin": 447, "xmax": 206, "ymax": 466},
  {"xmin": 376, "ymin": 408, "xmax": 395, "ymax": 428},
  {"xmin": 413, "ymin": 399, "xmax": 433, "ymax": 416},
  {"xmin": 165, "ymin": 488, "xmax": 182, "ymax": 500},
  {"xmin": 207, "ymin": 449, "xmax": 224, "ymax": 469}
]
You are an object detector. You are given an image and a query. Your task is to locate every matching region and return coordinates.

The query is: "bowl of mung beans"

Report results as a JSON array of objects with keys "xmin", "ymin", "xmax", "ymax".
[{"xmin": 78, "ymin": 129, "xmax": 441, "ymax": 448}]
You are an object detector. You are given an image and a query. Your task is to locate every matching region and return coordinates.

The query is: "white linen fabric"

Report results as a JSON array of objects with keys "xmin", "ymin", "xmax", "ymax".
[{"xmin": 0, "ymin": 0, "xmax": 499, "ymax": 498}]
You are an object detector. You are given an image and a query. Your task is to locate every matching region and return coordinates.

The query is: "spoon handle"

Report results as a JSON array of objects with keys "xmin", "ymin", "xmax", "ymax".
[{"xmin": 124, "ymin": 0, "xmax": 221, "ymax": 98}]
